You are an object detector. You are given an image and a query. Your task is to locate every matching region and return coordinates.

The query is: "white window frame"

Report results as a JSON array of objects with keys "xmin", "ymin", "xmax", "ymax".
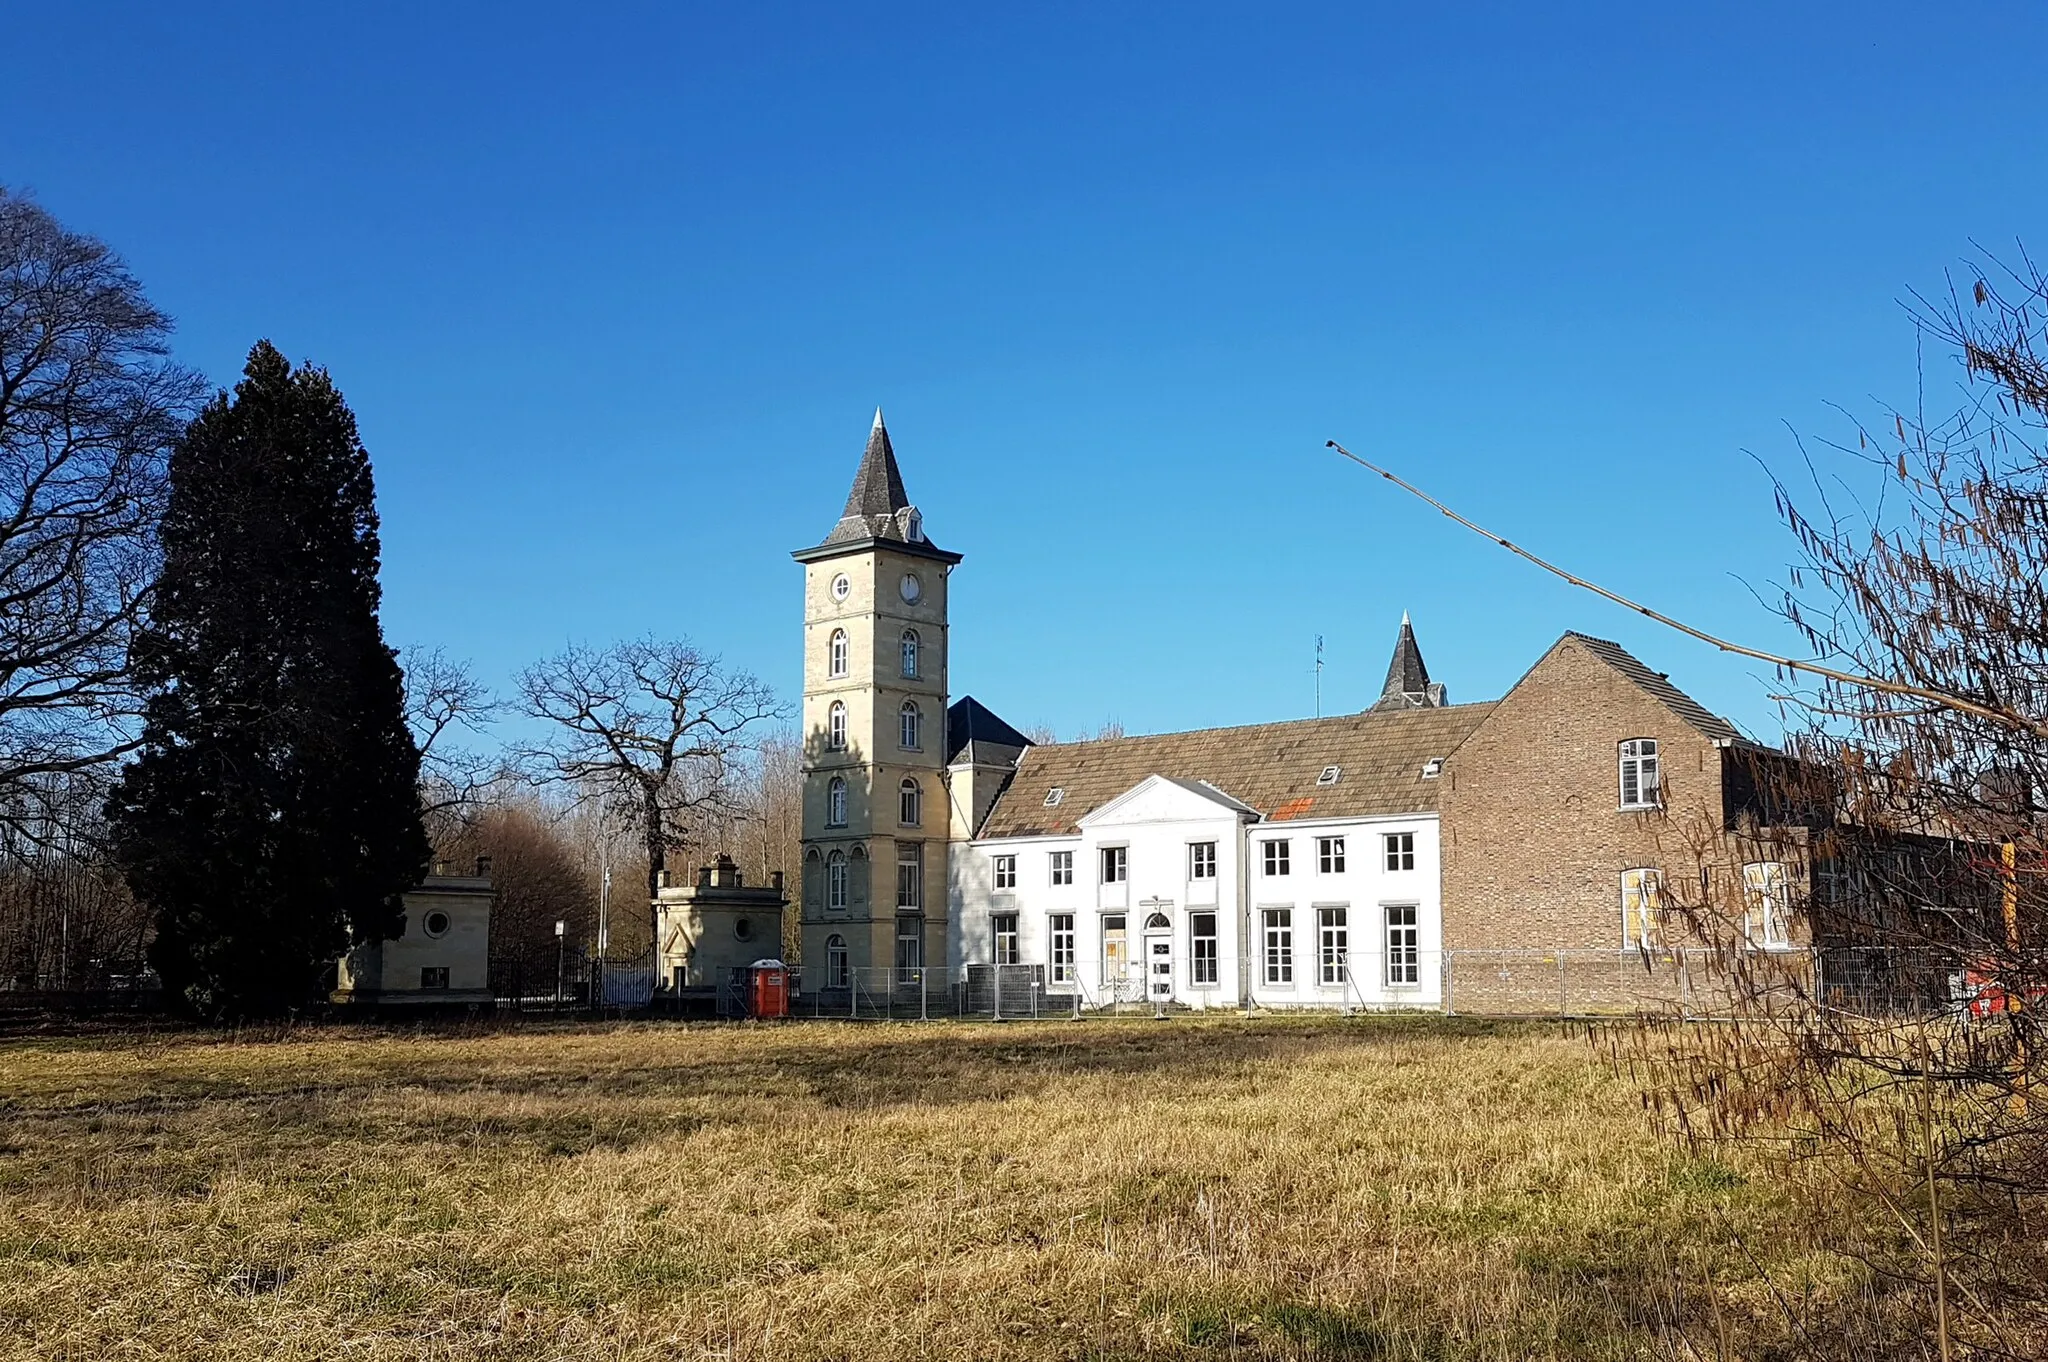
[
  {"xmin": 900, "ymin": 628, "xmax": 919, "ymax": 679},
  {"xmin": 1621, "ymin": 867, "xmax": 1663, "ymax": 948},
  {"xmin": 899, "ymin": 777, "xmax": 922, "ymax": 827},
  {"xmin": 900, "ymin": 701, "xmax": 922, "ymax": 751},
  {"xmin": 896, "ymin": 843, "xmax": 923, "ymax": 910},
  {"xmin": 828, "ymin": 628, "xmax": 849, "ymax": 678},
  {"xmin": 1384, "ymin": 904, "xmax": 1419, "ymax": 987},
  {"xmin": 993, "ymin": 853, "xmax": 1017, "ymax": 890},
  {"xmin": 828, "ymin": 701, "xmax": 847, "ymax": 751},
  {"xmin": 1262, "ymin": 908, "xmax": 1294, "ymax": 985},
  {"xmin": 1262, "ymin": 840, "xmax": 1291, "ymax": 877},
  {"xmin": 826, "ymin": 776, "xmax": 847, "ymax": 827},
  {"xmin": 1100, "ymin": 845, "xmax": 1128, "ymax": 885},
  {"xmin": 992, "ymin": 912, "xmax": 1020, "ymax": 965},
  {"xmin": 1619, "ymin": 738, "xmax": 1662, "ymax": 810},
  {"xmin": 826, "ymin": 934, "xmax": 849, "ymax": 988},
  {"xmin": 826, "ymin": 851, "xmax": 848, "ymax": 911},
  {"xmin": 1049, "ymin": 913, "xmax": 1076, "ymax": 984},
  {"xmin": 1190, "ymin": 912, "xmax": 1219, "ymax": 986},
  {"xmin": 1383, "ymin": 831, "xmax": 1415, "ymax": 872},
  {"xmin": 1742, "ymin": 861, "xmax": 1794, "ymax": 950},
  {"xmin": 1317, "ymin": 906, "xmax": 1348, "ymax": 986},
  {"xmin": 1049, "ymin": 850, "xmax": 1074, "ymax": 886},
  {"xmin": 1188, "ymin": 841, "xmax": 1217, "ymax": 880},
  {"xmin": 1317, "ymin": 836, "xmax": 1346, "ymax": 875}
]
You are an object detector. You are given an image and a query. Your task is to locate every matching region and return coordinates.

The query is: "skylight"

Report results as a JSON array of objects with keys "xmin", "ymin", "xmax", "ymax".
[
  {"xmin": 1421, "ymin": 758, "xmax": 1444, "ymax": 779},
  {"xmin": 1044, "ymin": 787, "xmax": 1065, "ymax": 807},
  {"xmin": 1316, "ymin": 766, "xmax": 1341, "ymax": 786}
]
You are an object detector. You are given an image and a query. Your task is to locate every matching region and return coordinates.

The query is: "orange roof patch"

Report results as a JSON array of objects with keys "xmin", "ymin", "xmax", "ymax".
[{"xmin": 1270, "ymin": 797, "xmax": 1316, "ymax": 820}]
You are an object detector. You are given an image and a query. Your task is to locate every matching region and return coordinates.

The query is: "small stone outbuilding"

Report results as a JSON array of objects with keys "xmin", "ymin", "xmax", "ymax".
[
  {"xmin": 655, "ymin": 855, "xmax": 788, "ymax": 1007},
  {"xmin": 334, "ymin": 861, "xmax": 495, "ymax": 1008}
]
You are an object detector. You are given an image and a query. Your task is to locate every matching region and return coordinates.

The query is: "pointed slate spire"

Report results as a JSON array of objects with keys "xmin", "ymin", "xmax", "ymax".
[
  {"xmin": 841, "ymin": 407, "xmax": 911, "ymax": 521},
  {"xmin": 1372, "ymin": 613, "xmax": 1446, "ymax": 711},
  {"xmin": 794, "ymin": 409, "xmax": 961, "ymax": 564}
]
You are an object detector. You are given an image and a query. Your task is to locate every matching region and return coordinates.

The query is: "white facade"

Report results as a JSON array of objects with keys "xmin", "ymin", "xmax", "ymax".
[{"xmin": 948, "ymin": 774, "xmax": 1443, "ymax": 1010}]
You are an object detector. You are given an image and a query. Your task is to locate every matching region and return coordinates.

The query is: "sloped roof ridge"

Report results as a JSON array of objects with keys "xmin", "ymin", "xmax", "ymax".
[
  {"xmin": 1555, "ymin": 631, "xmax": 1748, "ymax": 744},
  {"xmin": 1023, "ymin": 699, "xmax": 1497, "ymax": 753}
]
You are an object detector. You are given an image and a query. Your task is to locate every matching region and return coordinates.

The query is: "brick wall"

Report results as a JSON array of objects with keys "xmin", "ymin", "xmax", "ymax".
[{"xmin": 1438, "ymin": 636, "xmax": 1735, "ymax": 958}]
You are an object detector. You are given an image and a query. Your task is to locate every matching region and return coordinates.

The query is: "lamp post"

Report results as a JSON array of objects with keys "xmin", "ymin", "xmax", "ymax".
[{"xmin": 555, "ymin": 919, "xmax": 566, "ymax": 1012}]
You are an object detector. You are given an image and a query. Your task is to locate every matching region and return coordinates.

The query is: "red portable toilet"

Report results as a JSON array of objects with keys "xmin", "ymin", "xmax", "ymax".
[{"xmin": 748, "ymin": 959, "xmax": 790, "ymax": 1018}]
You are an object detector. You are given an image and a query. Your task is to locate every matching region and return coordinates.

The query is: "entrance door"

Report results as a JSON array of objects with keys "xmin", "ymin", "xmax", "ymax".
[
  {"xmin": 1102, "ymin": 914, "xmax": 1128, "ymax": 993},
  {"xmin": 1143, "ymin": 911, "xmax": 1174, "ymax": 1003}
]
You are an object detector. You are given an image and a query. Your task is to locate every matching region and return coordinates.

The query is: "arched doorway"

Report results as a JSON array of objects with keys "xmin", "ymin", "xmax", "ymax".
[{"xmin": 1142, "ymin": 908, "xmax": 1174, "ymax": 1004}]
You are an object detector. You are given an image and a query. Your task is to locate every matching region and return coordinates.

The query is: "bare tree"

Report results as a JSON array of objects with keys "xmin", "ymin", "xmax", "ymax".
[
  {"xmin": 513, "ymin": 637, "xmax": 784, "ymax": 948},
  {"xmin": 401, "ymin": 645, "xmax": 504, "ymax": 844},
  {"xmin": 0, "ymin": 187, "xmax": 204, "ymax": 845}
]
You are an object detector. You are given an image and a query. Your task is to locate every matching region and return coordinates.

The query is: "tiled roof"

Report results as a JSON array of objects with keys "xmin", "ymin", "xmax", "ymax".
[
  {"xmin": 1561, "ymin": 633, "xmax": 1747, "ymax": 744},
  {"xmin": 979, "ymin": 703, "xmax": 1496, "ymax": 839}
]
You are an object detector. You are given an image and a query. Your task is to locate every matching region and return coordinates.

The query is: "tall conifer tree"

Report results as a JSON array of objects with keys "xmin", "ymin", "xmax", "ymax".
[{"xmin": 110, "ymin": 342, "xmax": 429, "ymax": 1019}]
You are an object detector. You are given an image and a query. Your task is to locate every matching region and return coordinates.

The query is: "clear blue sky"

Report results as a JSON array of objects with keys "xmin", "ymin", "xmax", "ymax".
[{"xmin": 10, "ymin": 3, "xmax": 2045, "ymax": 744}]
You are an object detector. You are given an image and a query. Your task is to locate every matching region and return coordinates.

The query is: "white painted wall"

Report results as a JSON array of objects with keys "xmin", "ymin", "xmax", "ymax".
[{"xmin": 947, "ymin": 775, "xmax": 1444, "ymax": 1011}]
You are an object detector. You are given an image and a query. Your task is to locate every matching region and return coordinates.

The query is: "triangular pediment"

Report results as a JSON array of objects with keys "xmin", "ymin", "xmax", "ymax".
[{"xmin": 1076, "ymin": 773, "xmax": 1258, "ymax": 829}]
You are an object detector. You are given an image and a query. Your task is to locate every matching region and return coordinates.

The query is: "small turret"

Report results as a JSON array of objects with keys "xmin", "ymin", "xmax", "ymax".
[{"xmin": 1371, "ymin": 612, "xmax": 1447, "ymax": 710}]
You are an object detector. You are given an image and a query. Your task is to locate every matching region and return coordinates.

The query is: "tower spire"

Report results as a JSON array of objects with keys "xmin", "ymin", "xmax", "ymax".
[
  {"xmin": 1371, "ymin": 613, "xmax": 1446, "ymax": 711},
  {"xmin": 793, "ymin": 410, "xmax": 961, "ymax": 565}
]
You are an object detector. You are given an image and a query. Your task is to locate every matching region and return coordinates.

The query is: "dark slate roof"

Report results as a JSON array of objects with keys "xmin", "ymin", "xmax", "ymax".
[
  {"xmin": 946, "ymin": 695, "xmax": 1034, "ymax": 765},
  {"xmin": 1371, "ymin": 613, "xmax": 1436, "ymax": 710},
  {"xmin": 979, "ymin": 703, "xmax": 1495, "ymax": 839},
  {"xmin": 798, "ymin": 410, "xmax": 958, "ymax": 561},
  {"xmin": 1561, "ymin": 632, "xmax": 1747, "ymax": 744}
]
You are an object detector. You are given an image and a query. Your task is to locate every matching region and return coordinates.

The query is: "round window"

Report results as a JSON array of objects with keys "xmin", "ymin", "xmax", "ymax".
[
  {"xmin": 734, "ymin": 917, "xmax": 754, "ymax": 942},
  {"xmin": 423, "ymin": 910, "xmax": 451, "ymax": 938},
  {"xmin": 830, "ymin": 573, "xmax": 851, "ymax": 601}
]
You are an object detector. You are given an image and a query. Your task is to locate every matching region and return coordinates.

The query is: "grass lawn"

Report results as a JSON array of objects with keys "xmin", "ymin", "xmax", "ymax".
[{"xmin": 0, "ymin": 1015, "xmax": 1897, "ymax": 1360}]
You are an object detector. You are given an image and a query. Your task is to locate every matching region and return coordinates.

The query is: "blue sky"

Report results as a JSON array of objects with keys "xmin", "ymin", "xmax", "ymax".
[{"xmin": 10, "ymin": 3, "xmax": 2046, "ymax": 743}]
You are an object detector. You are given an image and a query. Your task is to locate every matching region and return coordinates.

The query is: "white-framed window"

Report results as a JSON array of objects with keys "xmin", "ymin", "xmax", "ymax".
[
  {"xmin": 1317, "ymin": 765, "xmax": 1341, "ymax": 786},
  {"xmin": 1384, "ymin": 832, "xmax": 1415, "ymax": 872},
  {"xmin": 828, "ymin": 628, "xmax": 849, "ymax": 678},
  {"xmin": 1049, "ymin": 850, "xmax": 1074, "ymax": 886},
  {"xmin": 900, "ymin": 701, "xmax": 922, "ymax": 750},
  {"xmin": 1189, "ymin": 841, "xmax": 1217, "ymax": 879},
  {"xmin": 993, "ymin": 912, "xmax": 1020, "ymax": 965},
  {"xmin": 1190, "ymin": 912, "xmax": 1219, "ymax": 985},
  {"xmin": 826, "ymin": 851, "xmax": 848, "ymax": 911},
  {"xmin": 1621, "ymin": 867, "xmax": 1663, "ymax": 948},
  {"xmin": 826, "ymin": 776, "xmax": 847, "ymax": 827},
  {"xmin": 900, "ymin": 628, "xmax": 920, "ymax": 678},
  {"xmin": 1317, "ymin": 836, "xmax": 1345, "ymax": 874},
  {"xmin": 993, "ymin": 854, "xmax": 1017, "ymax": 890},
  {"xmin": 897, "ymin": 843, "xmax": 923, "ymax": 910},
  {"xmin": 1384, "ymin": 904, "xmax": 1419, "ymax": 986},
  {"xmin": 1619, "ymin": 738, "xmax": 1661, "ymax": 809},
  {"xmin": 1100, "ymin": 845, "xmax": 1128, "ymax": 884},
  {"xmin": 1049, "ymin": 913, "xmax": 1076, "ymax": 983},
  {"xmin": 1044, "ymin": 787, "xmax": 1064, "ymax": 807},
  {"xmin": 828, "ymin": 701, "xmax": 847, "ymax": 751},
  {"xmin": 895, "ymin": 914, "xmax": 923, "ymax": 972},
  {"xmin": 826, "ymin": 934, "xmax": 849, "ymax": 987},
  {"xmin": 1743, "ymin": 862, "xmax": 1793, "ymax": 949},
  {"xmin": 1318, "ymin": 906, "xmax": 1348, "ymax": 985},
  {"xmin": 830, "ymin": 573, "xmax": 851, "ymax": 602},
  {"xmin": 1262, "ymin": 840, "xmax": 1291, "ymax": 876},
  {"xmin": 1262, "ymin": 908, "xmax": 1294, "ymax": 984},
  {"xmin": 1101, "ymin": 913, "xmax": 1128, "ymax": 985},
  {"xmin": 899, "ymin": 777, "xmax": 922, "ymax": 827}
]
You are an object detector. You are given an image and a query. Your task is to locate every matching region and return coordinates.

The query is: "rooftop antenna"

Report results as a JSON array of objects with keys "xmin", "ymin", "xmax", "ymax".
[{"xmin": 1314, "ymin": 635, "xmax": 1325, "ymax": 718}]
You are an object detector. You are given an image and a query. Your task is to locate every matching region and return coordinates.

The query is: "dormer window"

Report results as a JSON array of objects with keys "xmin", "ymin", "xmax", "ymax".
[
  {"xmin": 1619, "ymin": 739, "xmax": 1661, "ymax": 809},
  {"xmin": 828, "ymin": 628, "xmax": 849, "ymax": 679},
  {"xmin": 1044, "ymin": 787, "xmax": 1065, "ymax": 807},
  {"xmin": 1316, "ymin": 765, "xmax": 1341, "ymax": 786}
]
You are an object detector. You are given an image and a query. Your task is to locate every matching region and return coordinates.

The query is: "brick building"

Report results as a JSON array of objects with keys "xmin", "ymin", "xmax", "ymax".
[{"xmin": 794, "ymin": 413, "xmax": 1830, "ymax": 1014}]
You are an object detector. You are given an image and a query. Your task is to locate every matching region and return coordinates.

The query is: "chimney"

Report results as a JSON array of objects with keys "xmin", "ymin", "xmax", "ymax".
[
  {"xmin": 474, "ymin": 855, "xmax": 492, "ymax": 878},
  {"xmin": 771, "ymin": 869, "xmax": 785, "ymax": 893}
]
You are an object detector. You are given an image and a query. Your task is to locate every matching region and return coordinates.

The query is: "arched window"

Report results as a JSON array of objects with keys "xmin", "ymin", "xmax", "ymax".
[
  {"xmin": 900, "ymin": 700, "xmax": 921, "ymax": 750},
  {"xmin": 826, "ymin": 934, "xmax": 849, "ymax": 988},
  {"xmin": 827, "ymin": 776, "xmax": 848, "ymax": 827},
  {"xmin": 900, "ymin": 629, "xmax": 919, "ymax": 678},
  {"xmin": 1619, "ymin": 738, "xmax": 1661, "ymax": 809},
  {"xmin": 802, "ymin": 847, "xmax": 822, "ymax": 911},
  {"xmin": 1145, "ymin": 911, "xmax": 1171, "ymax": 930},
  {"xmin": 827, "ymin": 850, "xmax": 848, "ymax": 910},
  {"xmin": 849, "ymin": 845, "xmax": 869, "ymax": 907},
  {"xmin": 828, "ymin": 701, "xmax": 848, "ymax": 751},
  {"xmin": 828, "ymin": 629, "xmax": 849, "ymax": 678},
  {"xmin": 899, "ymin": 777, "xmax": 922, "ymax": 826}
]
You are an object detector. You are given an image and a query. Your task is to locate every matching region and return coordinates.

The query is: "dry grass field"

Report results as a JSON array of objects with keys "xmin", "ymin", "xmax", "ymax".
[{"xmin": 0, "ymin": 1016, "xmax": 1911, "ymax": 1360}]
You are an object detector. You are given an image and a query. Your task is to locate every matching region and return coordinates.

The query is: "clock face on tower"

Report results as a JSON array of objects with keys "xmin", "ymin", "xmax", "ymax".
[{"xmin": 899, "ymin": 573, "xmax": 922, "ymax": 604}]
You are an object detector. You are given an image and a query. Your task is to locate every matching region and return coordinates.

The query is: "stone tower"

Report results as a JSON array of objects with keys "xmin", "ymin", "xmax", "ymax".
[{"xmin": 791, "ymin": 411, "xmax": 962, "ymax": 995}]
